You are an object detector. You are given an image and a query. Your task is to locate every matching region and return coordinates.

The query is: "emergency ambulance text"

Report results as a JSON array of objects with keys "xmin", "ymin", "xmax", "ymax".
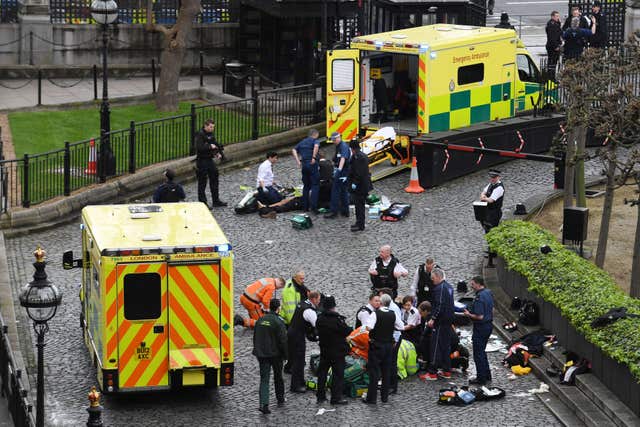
[{"xmin": 453, "ymin": 52, "xmax": 489, "ymax": 64}]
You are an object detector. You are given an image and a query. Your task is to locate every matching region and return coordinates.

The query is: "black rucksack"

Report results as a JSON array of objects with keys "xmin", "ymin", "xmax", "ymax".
[{"xmin": 519, "ymin": 300, "xmax": 540, "ymax": 326}]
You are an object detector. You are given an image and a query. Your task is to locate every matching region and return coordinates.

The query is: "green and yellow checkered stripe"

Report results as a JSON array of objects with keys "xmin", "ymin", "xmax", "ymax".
[{"xmin": 428, "ymin": 83, "xmax": 513, "ymax": 133}]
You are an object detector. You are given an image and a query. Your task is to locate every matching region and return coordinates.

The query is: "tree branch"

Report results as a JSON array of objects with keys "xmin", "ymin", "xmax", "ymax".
[{"xmin": 145, "ymin": 0, "xmax": 170, "ymax": 35}]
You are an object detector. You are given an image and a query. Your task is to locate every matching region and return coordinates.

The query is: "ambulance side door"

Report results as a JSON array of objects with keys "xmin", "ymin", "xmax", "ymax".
[
  {"xmin": 327, "ymin": 49, "xmax": 360, "ymax": 141},
  {"xmin": 515, "ymin": 53, "xmax": 541, "ymax": 113}
]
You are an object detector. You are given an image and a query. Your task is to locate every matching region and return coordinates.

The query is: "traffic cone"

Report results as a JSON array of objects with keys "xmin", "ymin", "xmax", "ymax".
[
  {"xmin": 404, "ymin": 156, "xmax": 425, "ymax": 193},
  {"xmin": 85, "ymin": 139, "xmax": 97, "ymax": 175}
]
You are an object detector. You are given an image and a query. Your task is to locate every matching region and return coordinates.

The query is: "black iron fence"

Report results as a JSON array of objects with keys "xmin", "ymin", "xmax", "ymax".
[
  {"xmin": 0, "ymin": 0, "xmax": 18, "ymax": 23},
  {"xmin": 0, "ymin": 315, "xmax": 36, "ymax": 427},
  {"xmin": 0, "ymin": 82, "xmax": 323, "ymax": 211},
  {"xmin": 50, "ymin": 0, "xmax": 238, "ymax": 24}
]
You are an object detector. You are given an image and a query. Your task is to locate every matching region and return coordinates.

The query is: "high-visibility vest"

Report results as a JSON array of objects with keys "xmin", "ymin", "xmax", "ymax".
[
  {"xmin": 396, "ymin": 339, "xmax": 418, "ymax": 379},
  {"xmin": 281, "ymin": 279, "xmax": 303, "ymax": 325},
  {"xmin": 244, "ymin": 278, "xmax": 276, "ymax": 308}
]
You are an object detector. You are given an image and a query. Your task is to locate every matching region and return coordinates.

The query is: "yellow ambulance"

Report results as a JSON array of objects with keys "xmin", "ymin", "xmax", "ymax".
[
  {"xmin": 327, "ymin": 24, "xmax": 548, "ymax": 177},
  {"xmin": 63, "ymin": 203, "xmax": 234, "ymax": 393}
]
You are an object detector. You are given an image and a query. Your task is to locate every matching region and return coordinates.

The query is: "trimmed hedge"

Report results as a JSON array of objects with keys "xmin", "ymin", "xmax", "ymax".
[{"xmin": 486, "ymin": 220, "xmax": 640, "ymax": 381}]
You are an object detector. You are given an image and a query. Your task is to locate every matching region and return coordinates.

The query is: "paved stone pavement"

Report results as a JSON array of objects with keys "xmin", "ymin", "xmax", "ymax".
[
  {"xmin": 0, "ymin": 75, "xmax": 225, "ymax": 110},
  {"xmin": 5, "ymin": 140, "xmax": 597, "ymax": 426}
]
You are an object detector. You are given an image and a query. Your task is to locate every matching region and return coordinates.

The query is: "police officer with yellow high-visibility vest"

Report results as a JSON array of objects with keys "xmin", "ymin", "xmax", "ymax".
[{"xmin": 280, "ymin": 271, "xmax": 310, "ymax": 325}]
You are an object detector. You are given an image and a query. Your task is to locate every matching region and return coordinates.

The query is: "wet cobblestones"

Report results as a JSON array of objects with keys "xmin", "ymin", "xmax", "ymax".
[{"xmin": 5, "ymin": 146, "xmax": 586, "ymax": 426}]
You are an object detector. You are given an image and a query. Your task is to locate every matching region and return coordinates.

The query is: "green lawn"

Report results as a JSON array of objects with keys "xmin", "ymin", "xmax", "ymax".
[
  {"xmin": 6, "ymin": 101, "xmax": 288, "ymax": 206},
  {"xmin": 9, "ymin": 102, "xmax": 195, "ymax": 157}
]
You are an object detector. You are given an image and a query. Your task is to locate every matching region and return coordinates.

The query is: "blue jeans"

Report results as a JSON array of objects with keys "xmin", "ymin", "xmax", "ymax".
[
  {"xmin": 257, "ymin": 186, "xmax": 282, "ymax": 205},
  {"xmin": 472, "ymin": 322, "xmax": 493, "ymax": 381},
  {"xmin": 301, "ymin": 162, "xmax": 319, "ymax": 211},
  {"xmin": 329, "ymin": 177, "xmax": 350, "ymax": 214}
]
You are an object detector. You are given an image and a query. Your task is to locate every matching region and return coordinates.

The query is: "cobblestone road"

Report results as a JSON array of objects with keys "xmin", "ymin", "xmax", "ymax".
[{"xmin": 6, "ymin": 145, "xmax": 594, "ymax": 426}]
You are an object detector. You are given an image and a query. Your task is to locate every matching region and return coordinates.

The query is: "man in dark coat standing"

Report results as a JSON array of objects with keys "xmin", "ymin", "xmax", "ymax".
[
  {"xmin": 253, "ymin": 299, "xmax": 288, "ymax": 414},
  {"xmin": 545, "ymin": 11, "xmax": 562, "ymax": 79},
  {"xmin": 347, "ymin": 138, "xmax": 371, "ymax": 232},
  {"xmin": 194, "ymin": 118, "xmax": 227, "ymax": 208},
  {"xmin": 589, "ymin": 1, "xmax": 608, "ymax": 48},
  {"xmin": 315, "ymin": 295, "xmax": 351, "ymax": 405}
]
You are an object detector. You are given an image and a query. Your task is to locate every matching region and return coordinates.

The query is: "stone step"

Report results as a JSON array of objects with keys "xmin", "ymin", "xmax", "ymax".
[
  {"xmin": 490, "ymin": 306, "xmax": 584, "ymax": 427},
  {"xmin": 530, "ymin": 356, "xmax": 615, "ymax": 427},
  {"xmin": 484, "ymin": 266, "xmax": 636, "ymax": 427},
  {"xmin": 541, "ymin": 340, "xmax": 640, "ymax": 426}
]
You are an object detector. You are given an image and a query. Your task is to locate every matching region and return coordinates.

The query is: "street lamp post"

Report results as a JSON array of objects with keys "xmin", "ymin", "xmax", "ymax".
[
  {"xmin": 91, "ymin": 0, "xmax": 118, "ymax": 183},
  {"xmin": 19, "ymin": 246, "xmax": 63, "ymax": 427}
]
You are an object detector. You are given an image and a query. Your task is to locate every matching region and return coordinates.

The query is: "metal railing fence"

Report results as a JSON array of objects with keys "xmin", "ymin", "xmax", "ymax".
[
  {"xmin": 0, "ymin": 317, "xmax": 36, "ymax": 427},
  {"xmin": 0, "ymin": 82, "xmax": 324, "ymax": 212}
]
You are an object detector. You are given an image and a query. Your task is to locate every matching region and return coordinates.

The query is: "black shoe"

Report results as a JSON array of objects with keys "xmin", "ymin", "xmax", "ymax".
[
  {"xmin": 324, "ymin": 212, "xmax": 337, "ymax": 219},
  {"xmin": 291, "ymin": 386, "xmax": 307, "ymax": 393},
  {"xmin": 390, "ymin": 389, "xmax": 397, "ymax": 395},
  {"xmin": 341, "ymin": 212, "xmax": 349, "ymax": 217},
  {"xmin": 259, "ymin": 405, "xmax": 271, "ymax": 414},
  {"xmin": 283, "ymin": 366, "xmax": 291, "ymax": 374},
  {"xmin": 233, "ymin": 314, "xmax": 244, "ymax": 327},
  {"xmin": 350, "ymin": 225, "xmax": 364, "ymax": 232},
  {"xmin": 317, "ymin": 397, "xmax": 327, "ymax": 404},
  {"xmin": 211, "ymin": 200, "xmax": 228, "ymax": 207},
  {"xmin": 468, "ymin": 377, "xmax": 487, "ymax": 386},
  {"xmin": 381, "ymin": 398, "xmax": 388, "ymax": 403},
  {"xmin": 361, "ymin": 397, "xmax": 376, "ymax": 405},
  {"xmin": 330, "ymin": 399, "xmax": 348, "ymax": 405},
  {"xmin": 277, "ymin": 399, "xmax": 286, "ymax": 407}
]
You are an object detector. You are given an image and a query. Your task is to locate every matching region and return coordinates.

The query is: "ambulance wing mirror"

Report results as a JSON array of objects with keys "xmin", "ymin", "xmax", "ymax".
[{"xmin": 62, "ymin": 250, "xmax": 83, "ymax": 270}]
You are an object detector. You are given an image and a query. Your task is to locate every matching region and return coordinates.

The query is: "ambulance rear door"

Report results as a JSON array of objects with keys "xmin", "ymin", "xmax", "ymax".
[
  {"xmin": 116, "ymin": 262, "xmax": 169, "ymax": 391},
  {"xmin": 167, "ymin": 262, "xmax": 222, "ymax": 386},
  {"xmin": 327, "ymin": 49, "xmax": 360, "ymax": 141}
]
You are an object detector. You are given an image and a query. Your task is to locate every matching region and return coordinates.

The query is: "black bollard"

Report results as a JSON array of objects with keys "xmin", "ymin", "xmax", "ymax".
[{"xmin": 86, "ymin": 386, "xmax": 103, "ymax": 427}]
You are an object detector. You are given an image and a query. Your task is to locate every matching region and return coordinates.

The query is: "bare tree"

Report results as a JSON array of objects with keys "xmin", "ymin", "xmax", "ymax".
[
  {"xmin": 146, "ymin": 0, "xmax": 201, "ymax": 111},
  {"xmin": 589, "ymin": 42, "xmax": 640, "ymax": 268},
  {"xmin": 559, "ymin": 55, "xmax": 593, "ymax": 208}
]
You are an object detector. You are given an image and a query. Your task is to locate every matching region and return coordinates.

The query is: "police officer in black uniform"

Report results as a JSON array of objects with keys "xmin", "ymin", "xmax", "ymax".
[
  {"xmin": 410, "ymin": 257, "xmax": 440, "ymax": 305},
  {"xmin": 480, "ymin": 169, "xmax": 504, "ymax": 267},
  {"xmin": 287, "ymin": 291, "xmax": 321, "ymax": 393},
  {"xmin": 362, "ymin": 294, "xmax": 404, "ymax": 404},
  {"xmin": 195, "ymin": 118, "xmax": 227, "ymax": 208},
  {"xmin": 368, "ymin": 245, "xmax": 409, "ymax": 299},
  {"xmin": 152, "ymin": 169, "xmax": 186, "ymax": 203},
  {"xmin": 315, "ymin": 295, "xmax": 351, "ymax": 405},
  {"xmin": 347, "ymin": 138, "xmax": 371, "ymax": 232}
]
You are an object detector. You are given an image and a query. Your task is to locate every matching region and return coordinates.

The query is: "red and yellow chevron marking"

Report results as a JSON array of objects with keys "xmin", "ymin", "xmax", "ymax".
[
  {"xmin": 169, "ymin": 348, "xmax": 221, "ymax": 369},
  {"xmin": 217, "ymin": 261, "xmax": 233, "ymax": 360},
  {"xmin": 167, "ymin": 264, "xmax": 221, "ymax": 365},
  {"xmin": 328, "ymin": 118, "xmax": 358, "ymax": 143},
  {"xmin": 417, "ymin": 54, "xmax": 428, "ymax": 134},
  {"xmin": 115, "ymin": 263, "xmax": 169, "ymax": 389}
]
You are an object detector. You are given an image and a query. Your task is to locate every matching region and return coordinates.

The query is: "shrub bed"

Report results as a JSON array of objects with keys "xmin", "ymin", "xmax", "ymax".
[{"xmin": 486, "ymin": 220, "xmax": 640, "ymax": 381}]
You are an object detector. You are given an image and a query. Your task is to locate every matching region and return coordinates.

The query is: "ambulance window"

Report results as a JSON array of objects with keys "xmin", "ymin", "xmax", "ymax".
[
  {"xmin": 332, "ymin": 59, "xmax": 355, "ymax": 92},
  {"xmin": 123, "ymin": 272, "xmax": 161, "ymax": 320},
  {"xmin": 517, "ymin": 54, "xmax": 540, "ymax": 83},
  {"xmin": 458, "ymin": 63, "xmax": 484, "ymax": 85}
]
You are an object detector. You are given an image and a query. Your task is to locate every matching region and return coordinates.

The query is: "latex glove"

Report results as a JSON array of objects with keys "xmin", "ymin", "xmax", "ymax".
[
  {"xmin": 339, "ymin": 176, "xmax": 347, "ymax": 183},
  {"xmin": 351, "ymin": 183, "xmax": 357, "ymax": 191},
  {"xmin": 333, "ymin": 167, "xmax": 340, "ymax": 179}
]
